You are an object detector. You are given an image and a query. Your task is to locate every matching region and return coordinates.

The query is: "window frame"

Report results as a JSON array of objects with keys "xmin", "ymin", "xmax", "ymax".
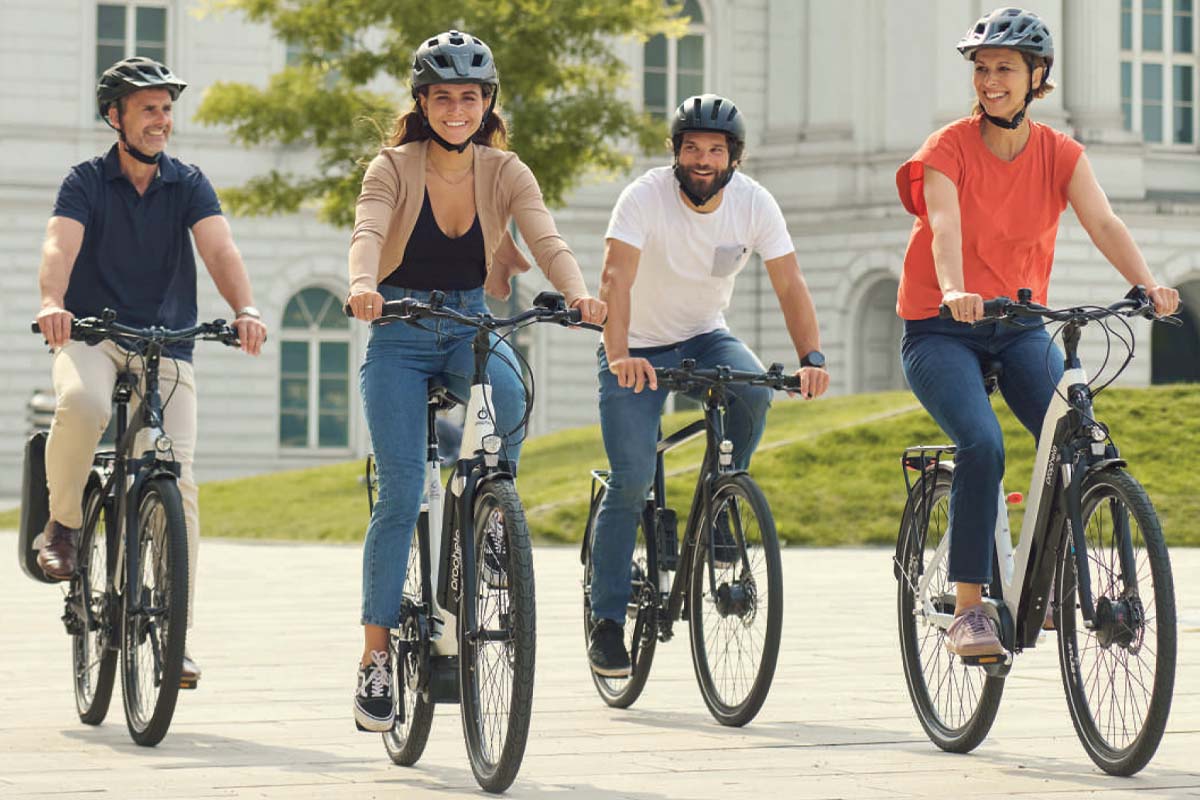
[
  {"xmin": 642, "ymin": 0, "xmax": 711, "ymax": 120},
  {"xmin": 93, "ymin": 0, "xmax": 173, "ymax": 127},
  {"xmin": 1121, "ymin": 0, "xmax": 1199, "ymax": 149},
  {"xmin": 278, "ymin": 286, "xmax": 354, "ymax": 456}
]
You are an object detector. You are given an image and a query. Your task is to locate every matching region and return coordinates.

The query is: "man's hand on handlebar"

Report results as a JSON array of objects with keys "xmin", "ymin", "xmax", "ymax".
[
  {"xmin": 36, "ymin": 305, "xmax": 74, "ymax": 349},
  {"xmin": 794, "ymin": 366, "xmax": 829, "ymax": 400},
  {"xmin": 1147, "ymin": 285, "xmax": 1181, "ymax": 318},
  {"xmin": 232, "ymin": 315, "xmax": 268, "ymax": 356},
  {"xmin": 609, "ymin": 356, "xmax": 658, "ymax": 393}
]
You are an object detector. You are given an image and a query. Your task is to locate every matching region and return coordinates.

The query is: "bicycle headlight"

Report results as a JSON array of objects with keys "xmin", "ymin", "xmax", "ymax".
[
  {"xmin": 481, "ymin": 434, "xmax": 502, "ymax": 455},
  {"xmin": 155, "ymin": 435, "xmax": 174, "ymax": 453}
]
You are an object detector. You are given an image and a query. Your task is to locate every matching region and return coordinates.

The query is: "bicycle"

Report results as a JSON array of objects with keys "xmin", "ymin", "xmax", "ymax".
[
  {"xmin": 894, "ymin": 286, "xmax": 1180, "ymax": 775},
  {"xmin": 21, "ymin": 309, "xmax": 240, "ymax": 746},
  {"xmin": 355, "ymin": 290, "xmax": 598, "ymax": 793},
  {"xmin": 580, "ymin": 360, "xmax": 799, "ymax": 727}
]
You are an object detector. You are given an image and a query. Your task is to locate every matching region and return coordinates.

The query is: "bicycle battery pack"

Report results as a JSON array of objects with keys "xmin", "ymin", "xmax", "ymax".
[{"xmin": 19, "ymin": 431, "xmax": 55, "ymax": 584}]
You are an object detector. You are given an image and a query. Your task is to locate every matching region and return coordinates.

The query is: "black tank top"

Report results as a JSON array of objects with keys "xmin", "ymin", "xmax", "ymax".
[{"xmin": 381, "ymin": 191, "xmax": 486, "ymax": 290}]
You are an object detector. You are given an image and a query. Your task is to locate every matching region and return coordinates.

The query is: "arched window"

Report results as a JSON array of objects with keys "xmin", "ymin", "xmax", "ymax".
[
  {"xmin": 279, "ymin": 287, "xmax": 352, "ymax": 450},
  {"xmin": 644, "ymin": 0, "xmax": 708, "ymax": 119}
]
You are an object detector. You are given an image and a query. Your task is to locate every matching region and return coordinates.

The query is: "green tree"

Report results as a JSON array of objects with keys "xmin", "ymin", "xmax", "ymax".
[{"xmin": 194, "ymin": 0, "xmax": 684, "ymax": 227}]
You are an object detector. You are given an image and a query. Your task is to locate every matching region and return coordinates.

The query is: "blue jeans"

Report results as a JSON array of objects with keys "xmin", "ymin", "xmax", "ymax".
[
  {"xmin": 900, "ymin": 316, "xmax": 1064, "ymax": 584},
  {"xmin": 589, "ymin": 329, "xmax": 772, "ymax": 623},
  {"xmin": 360, "ymin": 286, "xmax": 526, "ymax": 628}
]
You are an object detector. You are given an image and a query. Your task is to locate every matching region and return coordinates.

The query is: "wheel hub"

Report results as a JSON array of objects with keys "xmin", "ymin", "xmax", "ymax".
[
  {"xmin": 715, "ymin": 576, "xmax": 756, "ymax": 621},
  {"xmin": 1093, "ymin": 594, "xmax": 1142, "ymax": 650}
]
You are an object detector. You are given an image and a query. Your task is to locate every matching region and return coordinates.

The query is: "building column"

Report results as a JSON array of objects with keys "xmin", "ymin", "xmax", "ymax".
[
  {"xmin": 1062, "ymin": 0, "xmax": 1138, "ymax": 143},
  {"xmin": 764, "ymin": 0, "xmax": 806, "ymax": 143}
]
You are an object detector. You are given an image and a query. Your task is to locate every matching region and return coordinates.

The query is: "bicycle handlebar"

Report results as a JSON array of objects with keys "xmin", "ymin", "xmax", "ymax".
[
  {"xmin": 343, "ymin": 289, "xmax": 603, "ymax": 332},
  {"xmin": 937, "ymin": 286, "xmax": 1181, "ymax": 327},
  {"xmin": 654, "ymin": 361, "xmax": 802, "ymax": 392},
  {"xmin": 31, "ymin": 310, "xmax": 242, "ymax": 347}
]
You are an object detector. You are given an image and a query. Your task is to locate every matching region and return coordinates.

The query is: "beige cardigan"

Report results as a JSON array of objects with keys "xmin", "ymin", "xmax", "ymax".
[{"xmin": 348, "ymin": 140, "xmax": 588, "ymax": 304}]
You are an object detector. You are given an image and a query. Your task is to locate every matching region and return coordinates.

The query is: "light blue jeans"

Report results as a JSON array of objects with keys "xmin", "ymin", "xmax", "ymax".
[
  {"xmin": 589, "ymin": 329, "xmax": 772, "ymax": 623},
  {"xmin": 359, "ymin": 286, "xmax": 525, "ymax": 628}
]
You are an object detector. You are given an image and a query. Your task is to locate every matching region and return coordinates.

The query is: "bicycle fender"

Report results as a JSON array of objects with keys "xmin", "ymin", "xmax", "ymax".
[
  {"xmin": 18, "ymin": 431, "xmax": 55, "ymax": 584},
  {"xmin": 893, "ymin": 464, "xmax": 953, "ymax": 582},
  {"xmin": 1085, "ymin": 458, "xmax": 1127, "ymax": 477}
]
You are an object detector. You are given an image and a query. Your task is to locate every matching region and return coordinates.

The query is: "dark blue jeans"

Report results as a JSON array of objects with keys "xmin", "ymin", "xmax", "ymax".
[
  {"xmin": 589, "ymin": 329, "xmax": 772, "ymax": 623},
  {"xmin": 359, "ymin": 286, "xmax": 525, "ymax": 627},
  {"xmin": 901, "ymin": 316, "xmax": 1064, "ymax": 584}
]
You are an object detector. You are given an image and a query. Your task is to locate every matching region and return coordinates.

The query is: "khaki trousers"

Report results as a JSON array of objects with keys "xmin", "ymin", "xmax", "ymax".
[{"xmin": 46, "ymin": 339, "xmax": 199, "ymax": 627}]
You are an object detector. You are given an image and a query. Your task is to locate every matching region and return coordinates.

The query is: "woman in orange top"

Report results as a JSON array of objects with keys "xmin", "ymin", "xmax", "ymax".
[{"xmin": 896, "ymin": 7, "xmax": 1179, "ymax": 658}]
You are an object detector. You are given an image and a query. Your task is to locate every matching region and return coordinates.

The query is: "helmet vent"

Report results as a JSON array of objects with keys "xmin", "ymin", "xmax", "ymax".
[
  {"xmin": 427, "ymin": 38, "xmax": 438, "ymax": 47},
  {"xmin": 449, "ymin": 35, "xmax": 464, "ymax": 45},
  {"xmin": 709, "ymin": 98, "xmax": 723, "ymax": 120},
  {"xmin": 471, "ymin": 53, "xmax": 484, "ymax": 67},
  {"xmin": 433, "ymin": 55, "xmax": 450, "ymax": 68}
]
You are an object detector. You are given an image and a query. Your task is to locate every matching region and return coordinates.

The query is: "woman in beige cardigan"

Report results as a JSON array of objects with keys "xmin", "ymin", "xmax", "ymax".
[{"xmin": 345, "ymin": 30, "xmax": 605, "ymax": 732}]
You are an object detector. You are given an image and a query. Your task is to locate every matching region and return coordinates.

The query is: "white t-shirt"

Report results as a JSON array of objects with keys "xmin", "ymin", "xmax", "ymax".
[{"xmin": 605, "ymin": 167, "xmax": 795, "ymax": 348}]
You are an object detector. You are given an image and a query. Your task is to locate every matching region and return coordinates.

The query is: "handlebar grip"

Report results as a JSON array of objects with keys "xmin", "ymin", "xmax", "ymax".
[
  {"xmin": 937, "ymin": 305, "xmax": 953, "ymax": 320},
  {"xmin": 343, "ymin": 302, "xmax": 353, "ymax": 317},
  {"xmin": 30, "ymin": 321, "xmax": 41, "ymax": 334},
  {"xmin": 566, "ymin": 307, "xmax": 582, "ymax": 324},
  {"xmin": 938, "ymin": 297, "xmax": 1012, "ymax": 321}
]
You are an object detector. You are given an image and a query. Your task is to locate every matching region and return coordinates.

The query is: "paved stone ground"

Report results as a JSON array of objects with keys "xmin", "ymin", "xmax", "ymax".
[{"xmin": 1, "ymin": 531, "xmax": 1197, "ymax": 799}]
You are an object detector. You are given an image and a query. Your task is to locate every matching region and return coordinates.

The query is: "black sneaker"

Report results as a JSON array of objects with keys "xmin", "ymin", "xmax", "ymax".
[
  {"xmin": 588, "ymin": 619, "xmax": 631, "ymax": 678},
  {"xmin": 481, "ymin": 518, "xmax": 508, "ymax": 590},
  {"xmin": 711, "ymin": 510, "xmax": 740, "ymax": 568},
  {"xmin": 353, "ymin": 649, "xmax": 394, "ymax": 732}
]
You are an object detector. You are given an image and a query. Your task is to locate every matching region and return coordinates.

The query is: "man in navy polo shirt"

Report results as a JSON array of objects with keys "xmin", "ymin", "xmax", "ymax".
[{"xmin": 33, "ymin": 57, "xmax": 268, "ymax": 686}]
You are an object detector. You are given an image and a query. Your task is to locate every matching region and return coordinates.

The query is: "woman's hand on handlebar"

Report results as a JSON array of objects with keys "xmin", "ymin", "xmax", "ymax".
[
  {"xmin": 347, "ymin": 289, "xmax": 384, "ymax": 322},
  {"xmin": 1147, "ymin": 285, "xmax": 1181, "ymax": 317},
  {"xmin": 941, "ymin": 290, "xmax": 984, "ymax": 324},
  {"xmin": 36, "ymin": 305, "xmax": 74, "ymax": 348},
  {"xmin": 570, "ymin": 295, "xmax": 607, "ymax": 326}
]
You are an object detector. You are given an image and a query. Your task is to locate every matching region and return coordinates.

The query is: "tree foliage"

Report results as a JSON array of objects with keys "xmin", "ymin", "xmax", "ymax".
[{"xmin": 194, "ymin": 0, "xmax": 684, "ymax": 227}]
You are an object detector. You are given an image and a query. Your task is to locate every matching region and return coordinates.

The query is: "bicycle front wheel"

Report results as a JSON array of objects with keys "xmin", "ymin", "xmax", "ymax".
[
  {"xmin": 582, "ymin": 485, "xmax": 657, "ymax": 708},
  {"xmin": 687, "ymin": 474, "xmax": 782, "ymax": 727},
  {"xmin": 1056, "ymin": 468, "xmax": 1176, "ymax": 776},
  {"xmin": 383, "ymin": 515, "xmax": 434, "ymax": 766},
  {"xmin": 120, "ymin": 477, "xmax": 187, "ymax": 747},
  {"xmin": 896, "ymin": 467, "xmax": 1003, "ymax": 753},
  {"xmin": 459, "ymin": 480, "xmax": 535, "ymax": 793},
  {"xmin": 72, "ymin": 483, "xmax": 117, "ymax": 725}
]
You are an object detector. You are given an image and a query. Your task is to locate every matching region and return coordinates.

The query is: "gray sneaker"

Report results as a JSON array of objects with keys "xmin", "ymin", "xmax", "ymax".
[{"xmin": 945, "ymin": 606, "xmax": 1003, "ymax": 658}]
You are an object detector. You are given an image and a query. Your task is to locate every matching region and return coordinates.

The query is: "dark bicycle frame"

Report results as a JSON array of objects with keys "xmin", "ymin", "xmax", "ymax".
[
  {"xmin": 582, "ymin": 361, "xmax": 799, "ymax": 662},
  {"xmin": 31, "ymin": 311, "xmax": 238, "ymax": 670},
  {"xmin": 893, "ymin": 287, "xmax": 1169, "ymax": 667}
]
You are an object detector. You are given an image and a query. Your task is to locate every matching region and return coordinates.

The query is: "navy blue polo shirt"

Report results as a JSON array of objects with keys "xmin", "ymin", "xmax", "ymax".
[{"xmin": 53, "ymin": 144, "xmax": 223, "ymax": 361}]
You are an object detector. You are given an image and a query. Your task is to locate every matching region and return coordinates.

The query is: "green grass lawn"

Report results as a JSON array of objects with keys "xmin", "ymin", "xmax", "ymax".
[{"xmin": 4, "ymin": 385, "xmax": 1197, "ymax": 546}]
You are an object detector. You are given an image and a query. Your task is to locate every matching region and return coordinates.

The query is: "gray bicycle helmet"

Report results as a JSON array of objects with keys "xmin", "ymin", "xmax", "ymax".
[
  {"xmin": 957, "ymin": 7, "xmax": 1054, "ymax": 81},
  {"xmin": 97, "ymin": 56, "xmax": 187, "ymax": 119},
  {"xmin": 670, "ymin": 94, "xmax": 746, "ymax": 162},
  {"xmin": 410, "ymin": 30, "xmax": 498, "ymax": 96}
]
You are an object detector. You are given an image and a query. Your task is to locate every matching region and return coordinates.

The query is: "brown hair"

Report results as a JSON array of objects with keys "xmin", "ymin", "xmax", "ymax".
[
  {"xmin": 970, "ymin": 53, "xmax": 1054, "ymax": 116},
  {"xmin": 385, "ymin": 85, "xmax": 508, "ymax": 149}
]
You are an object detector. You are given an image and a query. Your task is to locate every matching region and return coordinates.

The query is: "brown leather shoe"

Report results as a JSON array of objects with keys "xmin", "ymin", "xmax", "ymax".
[
  {"xmin": 180, "ymin": 652, "xmax": 201, "ymax": 689},
  {"xmin": 36, "ymin": 520, "xmax": 79, "ymax": 581}
]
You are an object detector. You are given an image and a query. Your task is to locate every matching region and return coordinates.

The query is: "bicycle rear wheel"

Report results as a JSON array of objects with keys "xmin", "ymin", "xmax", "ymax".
[
  {"xmin": 582, "ymin": 486, "xmax": 657, "ymax": 708},
  {"xmin": 687, "ymin": 474, "xmax": 782, "ymax": 727},
  {"xmin": 896, "ymin": 467, "xmax": 1003, "ymax": 753},
  {"xmin": 1056, "ymin": 468, "xmax": 1176, "ymax": 776},
  {"xmin": 383, "ymin": 516, "xmax": 434, "ymax": 766},
  {"xmin": 120, "ymin": 477, "xmax": 187, "ymax": 746},
  {"xmin": 72, "ymin": 483, "xmax": 117, "ymax": 725},
  {"xmin": 459, "ymin": 480, "xmax": 535, "ymax": 793}
]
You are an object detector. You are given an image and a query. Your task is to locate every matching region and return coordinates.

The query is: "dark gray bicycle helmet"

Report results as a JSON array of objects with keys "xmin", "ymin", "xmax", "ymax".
[
  {"xmin": 410, "ymin": 30, "xmax": 499, "ymax": 153},
  {"xmin": 957, "ymin": 8, "xmax": 1053, "ymax": 130},
  {"xmin": 97, "ymin": 56, "xmax": 187, "ymax": 119},
  {"xmin": 669, "ymin": 94, "xmax": 746, "ymax": 207}
]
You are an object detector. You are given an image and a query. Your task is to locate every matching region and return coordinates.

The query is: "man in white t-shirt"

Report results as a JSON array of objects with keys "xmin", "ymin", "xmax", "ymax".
[{"xmin": 588, "ymin": 94, "xmax": 830, "ymax": 678}]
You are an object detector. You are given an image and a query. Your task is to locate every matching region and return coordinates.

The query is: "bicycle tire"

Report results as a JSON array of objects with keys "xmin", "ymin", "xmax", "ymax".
[
  {"xmin": 896, "ymin": 467, "xmax": 1004, "ymax": 753},
  {"xmin": 459, "ymin": 480, "xmax": 535, "ymax": 793},
  {"xmin": 1056, "ymin": 468, "xmax": 1176, "ymax": 776},
  {"xmin": 582, "ymin": 486, "xmax": 657, "ymax": 708},
  {"xmin": 72, "ymin": 483, "xmax": 117, "ymax": 725},
  {"xmin": 120, "ymin": 476, "xmax": 187, "ymax": 747},
  {"xmin": 687, "ymin": 473, "xmax": 782, "ymax": 727},
  {"xmin": 383, "ymin": 516, "xmax": 435, "ymax": 766}
]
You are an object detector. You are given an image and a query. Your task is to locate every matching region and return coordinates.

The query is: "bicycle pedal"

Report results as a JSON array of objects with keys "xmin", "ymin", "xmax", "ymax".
[
  {"xmin": 179, "ymin": 677, "xmax": 198, "ymax": 690},
  {"xmin": 960, "ymin": 651, "xmax": 1013, "ymax": 677}
]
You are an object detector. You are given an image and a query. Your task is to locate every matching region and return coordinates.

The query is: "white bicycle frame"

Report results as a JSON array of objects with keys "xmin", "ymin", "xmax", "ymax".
[
  {"xmin": 916, "ymin": 365, "xmax": 1091, "ymax": 636},
  {"xmin": 422, "ymin": 382, "xmax": 498, "ymax": 657}
]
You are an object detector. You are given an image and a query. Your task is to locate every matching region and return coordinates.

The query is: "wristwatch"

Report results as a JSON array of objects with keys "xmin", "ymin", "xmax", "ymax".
[
  {"xmin": 800, "ymin": 350, "xmax": 826, "ymax": 369},
  {"xmin": 235, "ymin": 306, "xmax": 261, "ymax": 320}
]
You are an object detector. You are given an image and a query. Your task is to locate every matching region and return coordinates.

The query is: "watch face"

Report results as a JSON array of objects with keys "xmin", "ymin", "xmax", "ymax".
[{"xmin": 802, "ymin": 351, "xmax": 825, "ymax": 368}]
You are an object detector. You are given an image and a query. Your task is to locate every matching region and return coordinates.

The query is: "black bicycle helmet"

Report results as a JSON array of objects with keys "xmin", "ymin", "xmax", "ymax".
[
  {"xmin": 97, "ymin": 56, "xmax": 187, "ymax": 119},
  {"xmin": 410, "ymin": 30, "xmax": 499, "ymax": 96},
  {"xmin": 670, "ymin": 93, "xmax": 746, "ymax": 162}
]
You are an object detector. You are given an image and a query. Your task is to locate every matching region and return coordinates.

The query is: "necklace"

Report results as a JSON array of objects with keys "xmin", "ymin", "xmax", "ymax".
[{"xmin": 427, "ymin": 160, "xmax": 474, "ymax": 186}]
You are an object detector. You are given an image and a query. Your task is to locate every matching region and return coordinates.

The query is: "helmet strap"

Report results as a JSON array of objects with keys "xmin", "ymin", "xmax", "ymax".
[
  {"xmin": 417, "ymin": 91, "xmax": 497, "ymax": 154},
  {"xmin": 981, "ymin": 77, "xmax": 1035, "ymax": 131},
  {"xmin": 105, "ymin": 106, "xmax": 162, "ymax": 164}
]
